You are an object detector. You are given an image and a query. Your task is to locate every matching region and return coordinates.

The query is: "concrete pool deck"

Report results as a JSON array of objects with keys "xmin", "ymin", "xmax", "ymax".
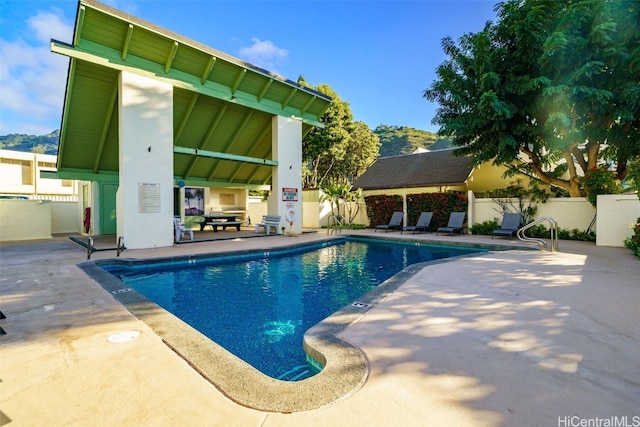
[{"xmin": 1, "ymin": 231, "xmax": 638, "ymax": 426}]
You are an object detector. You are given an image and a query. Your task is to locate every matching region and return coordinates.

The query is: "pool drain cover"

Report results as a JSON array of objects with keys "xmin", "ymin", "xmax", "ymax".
[
  {"xmin": 107, "ymin": 330, "xmax": 140, "ymax": 343},
  {"xmin": 352, "ymin": 302, "xmax": 369, "ymax": 308}
]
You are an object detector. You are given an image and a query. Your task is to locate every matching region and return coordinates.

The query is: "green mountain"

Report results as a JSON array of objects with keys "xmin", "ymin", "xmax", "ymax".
[
  {"xmin": 373, "ymin": 125, "xmax": 452, "ymax": 157},
  {"xmin": 0, "ymin": 130, "xmax": 60, "ymax": 155},
  {"xmin": 0, "ymin": 125, "xmax": 451, "ymax": 158}
]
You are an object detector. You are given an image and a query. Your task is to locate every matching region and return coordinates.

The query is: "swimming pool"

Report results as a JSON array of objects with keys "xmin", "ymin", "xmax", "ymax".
[{"xmin": 98, "ymin": 236, "xmax": 485, "ymax": 381}]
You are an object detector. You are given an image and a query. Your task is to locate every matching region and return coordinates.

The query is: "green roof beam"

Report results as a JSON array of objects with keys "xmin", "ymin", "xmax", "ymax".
[
  {"xmin": 164, "ymin": 41, "xmax": 179, "ymax": 73},
  {"xmin": 122, "ymin": 24, "xmax": 133, "ymax": 60},
  {"xmin": 56, "ymin": 59, "xmax": 76, "ymax": 168},
  {"xmin": 51, "ymin": 39, "xmax": 327, "ymax": 128},
  {"xmin": 73, "ymin": 5, "xmax": 85, "ymax": 46},
  {"xmin": 246, "ymin": 146, "xmax": 274, "ymax": 182},
  {"xmin": 231, "ymin": 69, "xmax": 247, "ymax": 94},
  {"xmin": 207, "ymin": 111, "xmax": 254, "ymax": 180},
  {"xmin": 174, "ymin": 145, "xmax": 278, "ymax": 166},
  {"xmin": 257, "ymin": 79, "xmax": 273, "ymax": 102},
  {"xmin": 201, "ymin": 56, "xmax": 216, "ymax": 84},
  {"xmin": 42, "ymin": 169, "xmax": 119, "ymax": 183},
  {"xmin": 182, "ymin": 103, "xmax": 228, "ymax": 179},
  {"xmin": 228, "ymin": 121, "xmax": 271, "ymax": 182},
  {"xmin": 300, "ymin": 96, "xmax": 316, "ymax": 115},
  {"xmin": 93, "ymin": 83, "xmax": 118, "ymax": 173},
  {"xmin": 281, "ymin": 88, "xmax": 297, "ymax": 109},
  {"xmin": 173, "ymin": 92, "xmax": 199, "ymax": 142}
]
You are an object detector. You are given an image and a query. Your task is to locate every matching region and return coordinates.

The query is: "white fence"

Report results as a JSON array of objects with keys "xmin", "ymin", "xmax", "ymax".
[
  {"xmin": 1, "ymin": 193, "xmax": 638, "ymax": 248},
  {"xmin": 301, "ymin": 190, "xmax": 639, "ymax": 248},
  {"xmin": 0, "ymin": 199, "xmax": 79, "ymax": 241},
  {"xmin": 596, "ymin": 195, "xmax": 640, "ymax": 247},
  {"xmin": 470, "ymin": 195, "xmax": 596, "ymax": 231}
]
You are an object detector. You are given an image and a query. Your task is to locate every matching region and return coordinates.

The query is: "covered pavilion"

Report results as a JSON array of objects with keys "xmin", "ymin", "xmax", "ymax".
[{"xmin": 48, "ymin": 0, "xmax": 331, "ymax": 249}]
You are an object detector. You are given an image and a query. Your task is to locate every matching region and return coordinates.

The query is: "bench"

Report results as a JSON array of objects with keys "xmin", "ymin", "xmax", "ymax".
[
  {"xmin": 255, "ymin": 215, "xmax": 281, "ymax": 235},
  {"xmin": 201, "ymin": 221, "xmax": 243, "ymax": 232}
]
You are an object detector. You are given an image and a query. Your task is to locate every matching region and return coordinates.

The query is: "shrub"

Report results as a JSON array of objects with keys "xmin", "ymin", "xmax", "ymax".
[
  {"xmin": 623, "ymin": 218, "xmax": 640, "ymax": 257},
  {"xmin": 626, "ymin": 156, "xmax": 640, "ymax": 201},
  {"xmin": 470, "ymin": 219, "xmax": 499, "ymax": 235},
  {"xmin": 364, "ymin": 192, "xmax": 468, "ymax": 230},
  {"xmin": 556, "ymin": 228, "xmax": 596, "ymax": 242},
  {"xmin": 324, "ymin": 223, "xmax": 368, "ymax": 231},
  {"xmin": 406, "ymin": 192, "xmax": 468, "ymax": 230},
  {"xmin": 580, "ymin": 166, "xmax": 622, "ymax": 207},
  {"xmin": 470, "ymin": 221, "xmax": 596, "ymax": 242},
  {"xmin": 488, "ymin": 179, "xmax": 549, "ymax": 224},
  {"xmin": 364, "ymin": 195, "xmax": 403, "ymax": 227}
]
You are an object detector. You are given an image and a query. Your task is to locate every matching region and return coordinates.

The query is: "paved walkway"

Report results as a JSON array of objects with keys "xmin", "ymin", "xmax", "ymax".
[{"xmin": 1, "ymin": 232, "xmax": 638, "ymax": 426}]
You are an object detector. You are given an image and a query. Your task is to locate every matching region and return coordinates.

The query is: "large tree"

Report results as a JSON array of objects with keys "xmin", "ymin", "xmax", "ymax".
[
  {"xmin": 300, "ymin": 81, "xmax": 380, "ymax": 188},
  {"xmin": 424, "ymin": 0, "xmax": 640, "ymax": 196}
]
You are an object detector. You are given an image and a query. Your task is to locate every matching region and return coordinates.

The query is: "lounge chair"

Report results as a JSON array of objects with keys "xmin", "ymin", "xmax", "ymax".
[
  {"xmin": 436, "ymin": 212, "xmax": 466, "ymax": 235},
  {"xmin": 174, "ymin": 218, "xmax": 194, "ymax": 242},
  {"xmin": 492, "ymin": 213, "xmax": 522, "ymax": 240},
  {"xmin": 375, "ymin": 211, "xmax": 404, "ymax": 232},
  {"xmin": 402, "ymin": 212, "xmax": 433, "ymax": 234}
]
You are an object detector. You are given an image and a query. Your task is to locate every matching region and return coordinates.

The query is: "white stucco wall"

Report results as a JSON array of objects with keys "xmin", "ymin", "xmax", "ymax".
[
  {"xmin": 117, "ymin": 71, "xmax": 174, "ymax": 249},
  {"xmin": 268, "ymin": 116, "xmax": 303, "ymax": 234},
  {"xmin": 0, "ymin": 200, "xmax": 51, "ymax": 241},
  {"xmin": 596, "ymin": 195, "xmax": 640, "ymax": 247},
  {"xmin": 472, "ymin": 197, "xmax": 596, "ymax": 231},
  {"xmin": 247, "ymin": 201, "xmax": 268, "ymax": 226},
  {"xmin": 50, "ymin": 201, "xmax": 79, "ymax": 234}
]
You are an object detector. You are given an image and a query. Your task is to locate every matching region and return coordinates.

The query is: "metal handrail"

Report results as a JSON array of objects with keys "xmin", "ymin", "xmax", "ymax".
[
  {"xmin": 517, "ymin": 217, "xmax": 559, "ymax": 252},
  {"xmin": 117, "ymin": 236, "xmax": 125, "ymax": 257},
  {"xmin": 87, "ymin": 236, "xmax": 94, "ymax": 259}
]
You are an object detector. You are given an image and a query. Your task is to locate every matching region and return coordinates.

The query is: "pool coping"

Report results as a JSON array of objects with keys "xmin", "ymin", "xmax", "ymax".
[{"xmin": 80, "ymin": 235, "xmax": 527, "ymax": 412}]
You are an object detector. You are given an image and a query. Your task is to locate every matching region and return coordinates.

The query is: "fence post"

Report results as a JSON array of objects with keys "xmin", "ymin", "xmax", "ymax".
[{"xmin": 468, "ymin": 190, "xmax": 476, "ymax": 230}]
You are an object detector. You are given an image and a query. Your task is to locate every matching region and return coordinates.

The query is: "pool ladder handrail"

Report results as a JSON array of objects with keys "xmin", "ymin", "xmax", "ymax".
[
  {"xmin": 517, "ymin": 217, "xmax": 559, "ymax": 252},
  {"xmin": 86, "ymin": 235, "xmax": 125, "ymax": 259},
  {"xmin": 117, "ymin": 236, "xmax": 125, "ymax": 257},
  {"xmin": 87, "ymin": 236, "xmax": 94, "ymax": 259}
]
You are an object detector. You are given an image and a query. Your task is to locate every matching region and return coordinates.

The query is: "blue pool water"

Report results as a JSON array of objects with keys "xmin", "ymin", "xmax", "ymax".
[{"xmin": 100, "ymin": 237, "xmax": 483, "ymax": 381}]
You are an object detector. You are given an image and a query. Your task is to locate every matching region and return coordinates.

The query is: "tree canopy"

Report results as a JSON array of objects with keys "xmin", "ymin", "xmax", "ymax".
[
  {"xmin": 424, "ymin": 0, "xmax": 640, "ymax": 196},
  {"xmin": 300, "ymin": 80, "xmax": 380, "ymax": 189},
  {"xmin": 0, "ymin": 130, "xmax": 59, "ymax": 154}
]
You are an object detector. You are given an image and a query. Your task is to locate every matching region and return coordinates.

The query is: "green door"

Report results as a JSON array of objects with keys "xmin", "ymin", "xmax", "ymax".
[{"xmin": 100, "ymin": 183, "xmax": 118, "ymax": 235}]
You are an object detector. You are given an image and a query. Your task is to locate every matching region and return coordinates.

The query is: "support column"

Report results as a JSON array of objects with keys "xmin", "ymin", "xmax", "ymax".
[
  {"xmin": 268, "ymin": 116, "xmax": 303, "ymax": 234},
  {"xmin": 117, "ymin": 71, "xmax": 174, "ymax": 249}
]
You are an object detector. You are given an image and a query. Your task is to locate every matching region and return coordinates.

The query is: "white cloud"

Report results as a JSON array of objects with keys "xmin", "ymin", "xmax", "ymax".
[
  {"xmin": 238, "ymin": 38, "xmax": 288, "ymax": 73},
  {"xmin": 0, "ymin": 10, "xmax": 72, "ymax": 134},
  {"xmin": 28, "ymin": 10, "xmax": 72, "ymax": 43}
]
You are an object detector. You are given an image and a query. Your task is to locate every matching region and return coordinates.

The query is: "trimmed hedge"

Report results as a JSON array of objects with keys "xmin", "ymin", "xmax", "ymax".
[
  {"xmin": 364, "ymin": 192, "xmax": 468, "ymax": 230},
  {"xmin": 406, "ymin": 192, "xmax": 468, "ymax": 230},
  {"xmin": 364, "ymin": 195, "xmax": 403, "ymax": 227}
]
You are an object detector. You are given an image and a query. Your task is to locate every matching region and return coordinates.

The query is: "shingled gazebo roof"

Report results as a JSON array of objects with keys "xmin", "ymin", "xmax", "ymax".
[{"xmin": 352, "ymin": 149, "xmax": 474, "ymax": 190}]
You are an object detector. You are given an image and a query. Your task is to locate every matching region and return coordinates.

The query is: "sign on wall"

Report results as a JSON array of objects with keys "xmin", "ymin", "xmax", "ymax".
[
  {"xmin": 282, "ymin": 187, "xmax": 298, "ymax": 201},
  {"xmin": 138, "ymin": 182, "xmax": 160, "ymax": 213}
]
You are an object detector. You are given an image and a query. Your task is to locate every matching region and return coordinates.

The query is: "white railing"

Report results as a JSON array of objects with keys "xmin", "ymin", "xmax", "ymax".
[{"xmin": 517, "ymin": 217, "xmax": 559, "ymax": 252}]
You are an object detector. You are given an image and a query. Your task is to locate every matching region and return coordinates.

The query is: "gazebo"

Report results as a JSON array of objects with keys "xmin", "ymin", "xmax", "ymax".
[{"xmin": 48, "ymin": 0, "xmax": 331, "ymax": 248}]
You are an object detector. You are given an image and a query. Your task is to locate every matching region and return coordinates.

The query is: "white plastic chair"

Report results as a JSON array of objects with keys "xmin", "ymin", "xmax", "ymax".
[{"xmin": 173, "ymin": 217, "xmax": 194, "ymax": 241}]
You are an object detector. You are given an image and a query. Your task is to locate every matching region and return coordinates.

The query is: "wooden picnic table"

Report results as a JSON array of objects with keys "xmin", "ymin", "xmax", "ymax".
[{"xmin": 198, "ymin": 214, "xmax": 243, "ymax": 232}]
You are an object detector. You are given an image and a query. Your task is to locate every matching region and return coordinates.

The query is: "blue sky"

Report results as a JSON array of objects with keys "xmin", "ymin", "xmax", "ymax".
[{"xmin": 0, "ymin": 0, "xmax": 497, "ymax": 136}]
